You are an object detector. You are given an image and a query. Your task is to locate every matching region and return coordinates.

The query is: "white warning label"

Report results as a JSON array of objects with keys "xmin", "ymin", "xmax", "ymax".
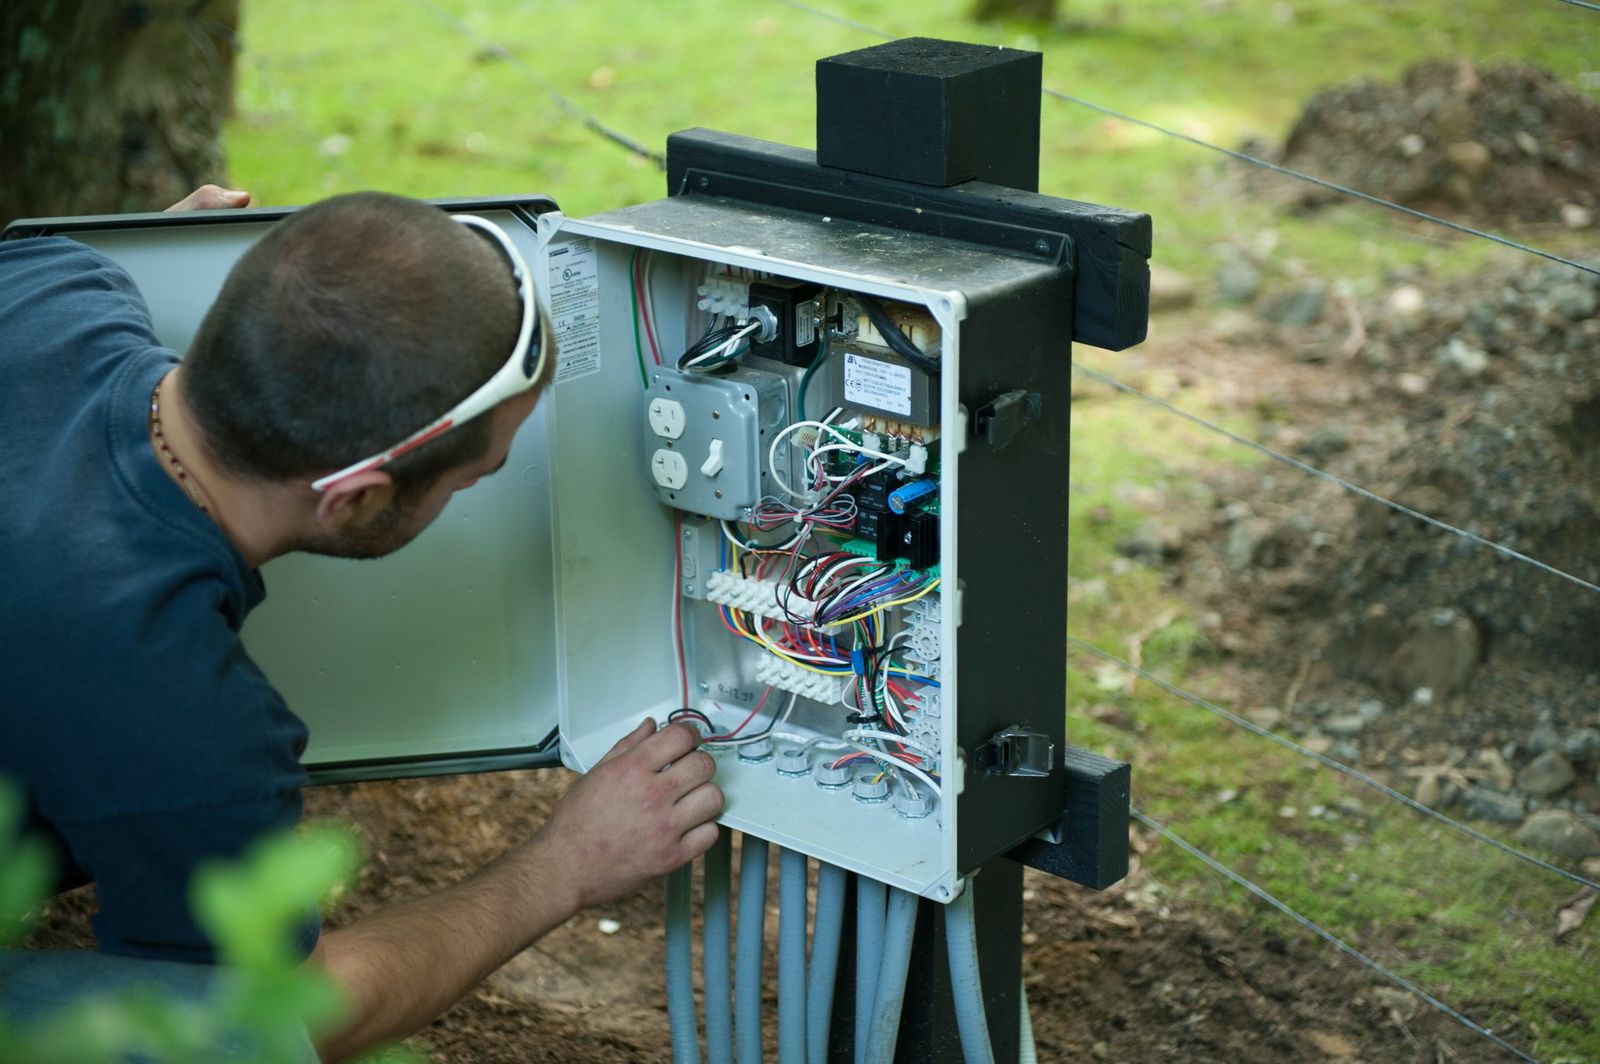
[
  {"xmin": 547, "ymin": 238, "xmax": 600, "ymax": 385},
  {"xmin": 842, "ymin": 352, "xmax": 912, "ymax": 417}
]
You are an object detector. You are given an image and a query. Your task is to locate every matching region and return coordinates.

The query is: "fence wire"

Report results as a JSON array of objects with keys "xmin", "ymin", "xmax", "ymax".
[
  {"xmin": 773, "ymin": 0, "xmax": 1600, "ymax": 281},
  {"xmin": 412, "ymin": 0, "xmax": 666, "ymax": 170},
  {"xmin": 1131, "ymin": 808, "xmax": 1541, "ymax": 1064},
  {"xmin": 1073, "ymin": 636, "xmax": 1600, "ymax": 893},
  {"xmin": 1070, "ymin": 362, "xmax": 1600, "ymax": 597}
]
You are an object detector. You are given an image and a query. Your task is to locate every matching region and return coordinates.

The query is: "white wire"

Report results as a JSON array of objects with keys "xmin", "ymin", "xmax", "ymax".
[
  {"xmin": 838, "ymin": 741, "xmax": 942, "ymax": 797},
  {"xmin": 844, "ymin": 729, "xmax": 939, "ymax": 760},
  {"xmin": 769, "ymin": 419, "xmax": 911, "ymax": 501},
  {"xmin": 687, "ymin": 319, "xmax": 760, "ymax": 368}
]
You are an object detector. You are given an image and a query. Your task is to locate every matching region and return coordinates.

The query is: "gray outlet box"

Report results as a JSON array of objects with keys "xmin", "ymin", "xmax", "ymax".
[{"xmin": 643, "ymin": 365, "xmax": 790, "ymax": 521}]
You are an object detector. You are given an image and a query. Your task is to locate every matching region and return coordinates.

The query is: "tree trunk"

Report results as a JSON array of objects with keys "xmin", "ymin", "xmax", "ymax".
[
  {"xmin": 0, "ymin": 1, "xmax": 240, "ymax": 225},
  {"xmin": 970, "ymin": 0, "xmax": 1058, "ymax": 21}
]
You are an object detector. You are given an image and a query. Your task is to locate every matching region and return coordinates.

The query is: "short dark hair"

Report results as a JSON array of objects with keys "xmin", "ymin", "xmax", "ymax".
[{"xmin": 183, "ymin": 192, "xmax": 520, "ymax": 493}]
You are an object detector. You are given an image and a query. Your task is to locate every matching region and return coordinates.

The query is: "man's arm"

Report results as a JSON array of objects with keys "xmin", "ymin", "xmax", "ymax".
[{"xmin": 310, "ymin": 719, "xmax": 722, "ymax": 1063}]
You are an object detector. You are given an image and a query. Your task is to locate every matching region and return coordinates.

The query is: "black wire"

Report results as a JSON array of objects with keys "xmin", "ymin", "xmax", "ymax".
[
  {"xmin": 677, "ymin": 324, "xmax": 751, "ymax": 371},
  {"xmin": 856, "ymin": 295, "xmax": 941, "ymax": 375}
]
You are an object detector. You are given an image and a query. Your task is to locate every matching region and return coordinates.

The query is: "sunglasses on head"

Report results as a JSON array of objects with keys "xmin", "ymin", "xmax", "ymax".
[{"xmin": 311, "ymin": 213, "xmax": 547, "ymax": 493}]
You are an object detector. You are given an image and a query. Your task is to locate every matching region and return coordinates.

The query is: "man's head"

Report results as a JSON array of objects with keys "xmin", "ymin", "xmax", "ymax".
[{"xmin": 182, "ymin": 192, "xmax": 540, "ymax": 558}]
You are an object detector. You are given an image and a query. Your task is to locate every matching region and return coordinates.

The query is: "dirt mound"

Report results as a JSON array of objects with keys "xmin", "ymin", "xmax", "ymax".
[
  {"xmin": 1170, "ymin": 254, "xmax": 1600, "ymax": 825},
  {"xmin": 1275, "ymin": 60, "xmax": 1600, "ymax": 226}
]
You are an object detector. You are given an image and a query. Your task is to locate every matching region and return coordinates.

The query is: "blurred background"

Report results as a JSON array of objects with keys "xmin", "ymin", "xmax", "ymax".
[{"xmin": 7, "ymin": 1, "xmax": 1598, "ymax": 1061}]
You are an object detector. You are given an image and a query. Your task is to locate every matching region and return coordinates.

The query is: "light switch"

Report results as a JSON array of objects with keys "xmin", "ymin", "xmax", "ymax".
[
  {"xmin": 701, "ymin": 439, "xmax": 725, "ymax": 477},
  {"xmin": 651, "ymin": 448, "xmax": 688, "ymax": 489}
]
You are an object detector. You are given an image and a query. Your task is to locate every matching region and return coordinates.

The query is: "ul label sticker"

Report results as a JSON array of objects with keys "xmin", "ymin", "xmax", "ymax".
[{"xmin": 548, "ymin": 238, "xmax": 601, "ymax": 385}]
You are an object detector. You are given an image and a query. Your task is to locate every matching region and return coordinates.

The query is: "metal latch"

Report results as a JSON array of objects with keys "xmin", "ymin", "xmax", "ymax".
[
  {"xmin": 978, "ymin": 724, "xmax": 1055, "ymax": 778},
  {"xmin": 972, "ymin": 389, "xmax": 1042, "ymax": 451}
]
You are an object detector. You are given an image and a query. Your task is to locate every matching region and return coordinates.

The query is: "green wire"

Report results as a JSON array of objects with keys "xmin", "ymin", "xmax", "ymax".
[
  {"xmin": 796, "ymin": 330, "xmax": 828, "ymax": 422},
  {"xmin": 629, "ymin": 247, "xmax": 649, "ymax": 390}
]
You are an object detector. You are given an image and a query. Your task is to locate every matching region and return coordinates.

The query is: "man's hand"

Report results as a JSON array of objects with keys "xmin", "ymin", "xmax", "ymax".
[
  {"xmin": 310, "ymin": 719, "xmax": 723, "ymax": 1061},
  {"xmin": 164, "ymin": 184, "xmax": 252, "ymax": 212},
  {"xmin": 531, "ymin": 719, "xmax": 724, "ymax": 911}
]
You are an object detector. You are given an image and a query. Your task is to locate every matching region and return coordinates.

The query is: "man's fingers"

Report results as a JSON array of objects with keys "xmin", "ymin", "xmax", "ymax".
[
  {"xmin": 165, "ymin": 184, "xmax": 252, "ymax": 212},
  {"xmin": 672, "ymin": 780, "xmax": 725, "ymax": 830},
  {"xmin": 638, "ymin": 720, "xmax": 703, "ymax": 769},
  {"xmin": 595, "ymin": 718, "xmax": 656, "ymax": 766},
  {"xmin": 676, "ymin": 821, "xmax": 721, "ymax": 864},
  {"xmin": 660, "ymin": 749, "xmax": 717, "ymax": 796}
]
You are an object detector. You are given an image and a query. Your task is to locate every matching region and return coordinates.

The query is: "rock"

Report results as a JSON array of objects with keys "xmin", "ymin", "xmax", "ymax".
[
  {"xmin": 1396, "ymin": 133, "xmax": 1425, "ymax": 158},
  {"xmin": 1263, "ymin": 284, "xmax": 1328, "ymax": 326},
  {"xmin": 1224, "ymin": 521, "xmax": 1263, "ymax": 574},
  {"xmin": 1550, "ymin": 283, "xmax": 1598, "ymax": 322},
  {"xmin": 1414, "ymin": 774, "xmax": 1442, "ymax": 807},
  {"xmin": 1388, "ymin": 612, "xmax": 1481, "ymax": 697},
  {"xmin": 1561, "ymin": 203, "xmax": 1594, "ymax": 229},
  {"xmin": 1460, "ymin": 786, "xmax": 1525, "ymax": 824},
  {"xmin": 1515, "ymin": 809, "xmax": 1600, "ymax": 859},
  {"xmin": 1527, "ymin": 723, "xmax": 1562, "ymax": 757},
  {"xmin": 1116, "ymin": 519, "xmax": 1181, "ymax": 564},
  {"xmin": 1149, "ymin": 265, "xmax": 1197, "ymax": 312},
  {"xmin": 1514, "ymin": 131, "xmax": 1539, "ymax": 156},
  {"xmin": 1303, "ymin": 733, "xmax": 1334, "ymax": 755},
  {"xmin": 1338, "ymin": 797, "xmax": 1366, "ymax": 817},
  {"xmin": 1375, "ymin": 987, "xmax": 1419, "ymax": 1022},
  {"xmin": 1245, "ymin": 707, "xmax": 1284, "ymax": 731},
  {"xmin": 1562, "ymin": 727, "xmax": 1600, "ymax": 761},
  {"xmin": 1331, "ymin": 740, "xmax": 1362, "ymax": 763},
  {"xmin": 1301, "ymin": 425, "xmax": 1350, "ymax": 460},
  {"xmin": 1446, "ymin": 140, "xmax": 1492, "ymax": 178},
  {"xmin": 1386, "ymin": 283, "xmax": 1428, "ymax": 332},
  {"xmin": 1324, "ymin": 714, "xmax": 1368, "ymax": 737},
  {"xmin": 1438, "ymin": 337, "xmax": 1490, "ymax": 378},
  {"xmin": 1396, "ymin": 371, "xmax": 1429, "ymax": 396},
  {"xmin": 1517, "ymin": 751, "xmax": 1577, "ymax": 797},
  {"xmin": 1215, "ymin": 259, "xmax": 1262, "ymax": 304},
  {"xmin": 1356, "ymin": 700, "xmax": 1384, "ymax": 721}
]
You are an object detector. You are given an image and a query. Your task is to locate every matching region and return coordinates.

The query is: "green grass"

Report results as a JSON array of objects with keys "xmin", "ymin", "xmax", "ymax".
[{"xmin": 225, "ymin": 1, "xmax": 1598, "ymax": 1057}]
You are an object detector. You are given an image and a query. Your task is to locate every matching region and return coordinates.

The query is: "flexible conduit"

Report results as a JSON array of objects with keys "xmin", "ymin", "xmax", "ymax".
[
  {"xmin": 805, "ymin": 862, "xmax": 847, "ymax": 1064},
  {"xmin": 861, "ymin": 887, "xmax": 918, "ymax": 1064},
  {"xmin": 944, "ymin": 884, "xmax": 996, "ymax": 1064},
  {"xmin": 853, "ymin": 876, "xmax": 887, "ymax": 1064},
  {"xmin": 778, "ymin": 847, "xmax": 810, "ymax": 1062},
  {"xmin": 735, "ymin": 836, "xmax": 769, "ymax": 1063},
  {"xmin": 703, "ymin": 833, "xmax": 735, "ymax": 1064},
  {"xmin": 666, "ymin": 862, "xmax": 702, "ymax": 1064}
]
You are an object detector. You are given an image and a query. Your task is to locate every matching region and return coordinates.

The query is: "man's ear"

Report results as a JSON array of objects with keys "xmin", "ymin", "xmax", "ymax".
[{"xmin": 313, "ymin": 469, "xmax": 397, "ymax": 530}]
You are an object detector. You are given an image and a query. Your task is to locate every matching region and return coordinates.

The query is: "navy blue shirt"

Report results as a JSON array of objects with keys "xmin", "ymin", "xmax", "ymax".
[{"xmin": 0, "ymin": 237, "xmax": 314, "ymax": 964}]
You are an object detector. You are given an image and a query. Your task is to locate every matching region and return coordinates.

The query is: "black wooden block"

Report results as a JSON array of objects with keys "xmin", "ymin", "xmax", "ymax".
[
  {"xmin": 816, "ymin": 37, "xmax": 1042, "ymax": 191},
  {"xmin": 1006, "ymin": 748, "xmax": 1130, "ymax": 889}
]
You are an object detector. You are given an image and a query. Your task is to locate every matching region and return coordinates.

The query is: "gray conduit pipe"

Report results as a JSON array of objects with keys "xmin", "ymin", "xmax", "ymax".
[
  {"xmin": 1018, "ymin": 980, "xmax": 1038, "ymax": 1064},
  {"xmin": 703, "ymin": 833, "xmax": 734, "ymax": 1064},
  {"xmin": 666, "ymin": 862, "xmax": 702, "ymax": 1064},
  {"xmin": 778, "ymin": 848, "xmax": 809, "ymax": 1063},
  {"xmin": 853, "ymin": 877, "xmax": 887, "ymax": 1064},
  {"xmin": 861, "ymin": 887, "xmax": 919, "ymax": 1064},
  {"xmin": 944, "ymin": 884, "xmax": 996, "ymax": 1064},
  {"xmin": 804, "ymin": 862, "xmax": 847, "ymax": 1064},
  {"xmin": 735, "ymin": 836, "xmax": 769, "ymax": 1064}
]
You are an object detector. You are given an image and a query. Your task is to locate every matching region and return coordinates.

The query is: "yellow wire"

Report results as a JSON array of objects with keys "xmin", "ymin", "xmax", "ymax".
[
  {"xmin": 829, "ymin": 578, "xmax": 942, "ymax": 626},
  {"xmin": 724, "ymin": 606, "xmax": 852, "ymax": 676}
]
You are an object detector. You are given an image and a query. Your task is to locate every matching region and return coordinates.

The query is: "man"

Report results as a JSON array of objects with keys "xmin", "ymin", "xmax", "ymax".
[{"xmin": 0, "ymin": 185, "xmax": 723, "ymax": 1060}]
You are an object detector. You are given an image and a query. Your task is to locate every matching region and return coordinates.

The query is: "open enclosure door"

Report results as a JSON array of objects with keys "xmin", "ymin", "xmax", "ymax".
[{"xmin": 4, "ymin": 198, "xmax": 565, "ymax": 782}]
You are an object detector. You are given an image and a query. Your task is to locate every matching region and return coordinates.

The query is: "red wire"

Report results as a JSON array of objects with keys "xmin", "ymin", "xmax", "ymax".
[
  {"xmin": 635, "ymin": 251, "xmax": 662, "ymax": 364},
  {"xmin": 672, "ymin": 511, "xmax": 687, "ymax": 707},
  {"xmin": 707, "ymin": 686, "xmax": 772, "ymax": 740}
]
